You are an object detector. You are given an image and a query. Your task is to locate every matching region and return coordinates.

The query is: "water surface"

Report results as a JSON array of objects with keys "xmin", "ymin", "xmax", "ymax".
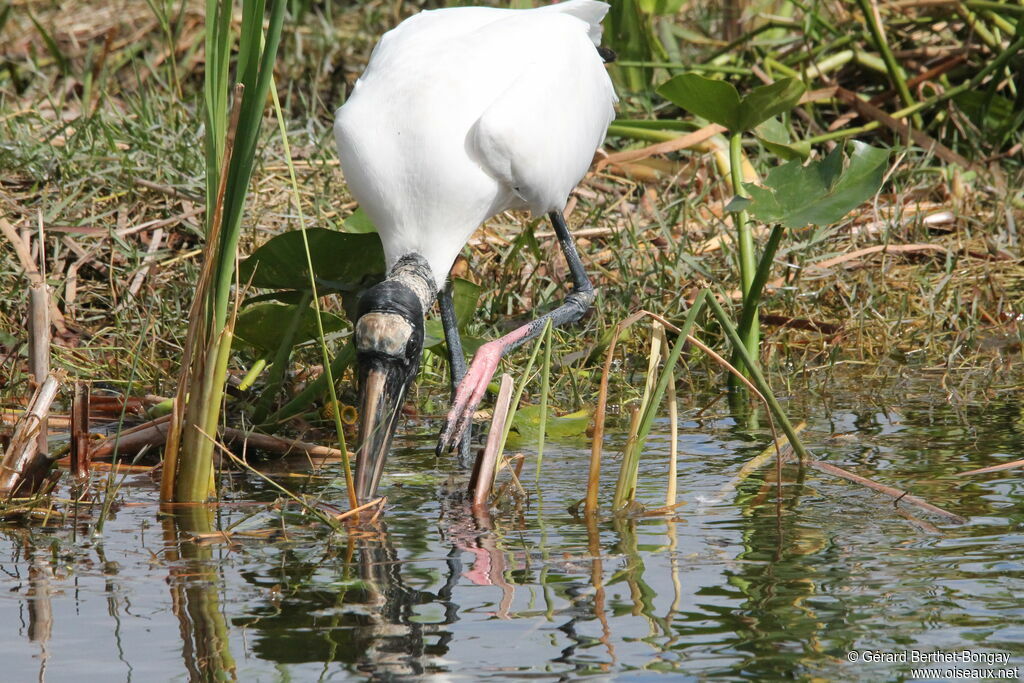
[{"xmin": 2, "ymin": 370, "xmax": 1023, "ymax": 681}]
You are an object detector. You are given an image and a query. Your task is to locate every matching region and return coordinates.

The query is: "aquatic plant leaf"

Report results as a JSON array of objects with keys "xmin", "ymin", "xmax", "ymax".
[
  {"xmin": 507, "ymin": 405, "xmax": 591, "ymax": 445},
  {"xmin": 738, "ymin": 78, "xmax": 806, "ymax": 131},
  {"xmin": 451, "ymin": 277, "xmax": 483, "ymax": 333},
  {"xmin": 658, "ymin": 73, "xmax": 742, "ymax": 130},
  {"xmin": 658, "ymin": 73, "xmax": 805, "ymax": 132},
  {"xmin": 239, "ymin": 229, "xmax": 385, "ymax": 292},
  {"xmin": 728, "ymin": 142, "xmax": 889, "ymax": 228},
  {"xmin": 754, "ymin": 117, "xmax": 811, "ymax": 160},
  {"xmin": 235, "ymin": 302, "xmax": 347, "ymax": 352},
  {"xmin": 341, "ymin": 207, "xmax": 377, "ymax": 234},
  {"xmin": 423, "ymin": 319, "xmax": 444, "ymax": 350},
  {"xmin": 423, "ymin": 319, "xmax": 484, "ymax": 358},
  {"xmin": 421, "ymin": 278, "xmax": 485, "ymax": 359}
]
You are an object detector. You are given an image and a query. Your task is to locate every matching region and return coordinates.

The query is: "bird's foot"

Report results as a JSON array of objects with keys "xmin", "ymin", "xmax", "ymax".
[{"xmin": 437, "ymin": 340, "xmax": 503, "ymax": 455}]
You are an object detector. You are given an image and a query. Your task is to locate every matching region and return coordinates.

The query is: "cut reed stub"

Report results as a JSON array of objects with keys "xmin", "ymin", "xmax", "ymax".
[
  {"xmin": 470, "ymin": 373, "xmax": 515, "ymax": 509},
  {"xmin": 70, "ymin": 381, "xmax": 91, "ymax": 481},
  {"xmin": 0, "ymin": 372, "xmax": 63, "ymax": 497}
]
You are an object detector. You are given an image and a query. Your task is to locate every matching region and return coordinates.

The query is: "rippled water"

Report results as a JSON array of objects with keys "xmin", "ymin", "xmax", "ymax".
[{"xmin": 2, "ymin": 371, "xmax": 1023, "ymax": 680}]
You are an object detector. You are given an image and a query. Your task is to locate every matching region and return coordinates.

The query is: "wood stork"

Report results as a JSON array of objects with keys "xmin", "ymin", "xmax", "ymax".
[{"xmin": 335, "ymin": 0, "xmax": 617, "ymax": 503}]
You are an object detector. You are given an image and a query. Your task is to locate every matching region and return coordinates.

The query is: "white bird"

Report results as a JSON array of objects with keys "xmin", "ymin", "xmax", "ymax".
[{"xmin": 335, "ymin": 0, "xmax": 617, "ymax": 502}]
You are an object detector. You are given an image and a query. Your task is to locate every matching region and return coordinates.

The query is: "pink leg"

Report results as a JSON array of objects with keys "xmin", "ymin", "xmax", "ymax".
[
  {"xmin": 436, "ymin": 211, "xmax": 595, "ymax": 455},
  {"xmin": 436, "ymin": 325, "xmax": 531, "ymax": 455}
]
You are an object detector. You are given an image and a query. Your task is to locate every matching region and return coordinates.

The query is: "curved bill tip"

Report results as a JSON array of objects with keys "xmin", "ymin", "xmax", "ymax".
[{"xmin": 354, "ymin": 365, "xmax": 407, "ymax": 504}]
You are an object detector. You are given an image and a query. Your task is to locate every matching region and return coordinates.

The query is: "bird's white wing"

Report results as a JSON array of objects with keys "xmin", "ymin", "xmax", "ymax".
[
  {"xmin": 469, "ymin": 12, "xmax": 616, "ymax": 214},
  {"xmin": 336, "ymin": 2, "xmax": 616, "ymax": 286},
  {"xmin": 529, "ymin": 0, "xmax": 609, "ymax": 46}
]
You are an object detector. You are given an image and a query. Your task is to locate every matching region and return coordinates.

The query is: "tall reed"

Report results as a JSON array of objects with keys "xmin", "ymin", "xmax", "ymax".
[{"xmin": 161, "ymin": 0, "xmax": 286, "ymax": 503}]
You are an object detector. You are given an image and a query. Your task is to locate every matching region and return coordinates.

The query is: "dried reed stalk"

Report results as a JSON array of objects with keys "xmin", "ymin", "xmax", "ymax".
[
  {"xmin": 471, "ymin": 373, "xmax": 515, "ymax": 509},
  {"xmin": 805, "ymin": 458, "xmax": 965, "ymax": 524},
  {"xmin": 92, "ymin": 415, "xmax": 347, "ymax": 462},
  {"xmin": 0, "ymin": 372, "xmax": 63, "ymax": 496},
  {"xmin": 956, "ymin": 458, "xmax": 1024, "ymax": 477},
  {"xmin": 70, "ymin": 381, "xmax": 91, "ymax": 480},
  {"xmin": 1, "ymin": 217, "xmax": 51, "ymax": 454}
]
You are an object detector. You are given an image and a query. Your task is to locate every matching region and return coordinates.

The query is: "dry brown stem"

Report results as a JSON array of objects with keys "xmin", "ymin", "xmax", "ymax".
[
  {"xmin": 70, "ymin": 381, "xmax": 91, "ymax": 481},
  {"xmin": 955, "ymin": 458, "xmax": 1024, "ymax": 477},
  {"xmin": 0, "ymin": 372, "xmax": 63, "ymax": 497},
  {"xmin": 804, "ymin": 458, "xmax": 965, "ymax": 523},
  {"xmin": 91, "ymin": 414, "xmax": 348, "ymax": 463},
  {"xmin": 471, "ymin": 373, "xmax": 515, "ymax": 509}
]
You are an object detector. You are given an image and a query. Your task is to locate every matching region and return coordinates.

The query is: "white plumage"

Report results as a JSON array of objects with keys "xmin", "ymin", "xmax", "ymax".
[{"xmin": 334, "ymin": 0, "xmax": 617, "ymax": 290}]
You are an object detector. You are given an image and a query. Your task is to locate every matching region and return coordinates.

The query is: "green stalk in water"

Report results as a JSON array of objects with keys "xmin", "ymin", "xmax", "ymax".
[
  {"xmin": 735, "ymin": 224, "xmax": 785, "ymax": 351},
  {"xmin": 613, "ymin": 292, "xmax": 706, "ymax": 511},
  {"xmin": 162, "ymin": 0, "xmax": 286, "ymax": 503},
  {"xmin": 496, "ymin": 326, "xmax": 547, "ymax": 469},
  {"xmin": 729, "ymin": 132, "xmax": 758, "ymax": 369},
  {"xmin": 707, "ymin": 294, "xmax": 810, "ymax": 461}
]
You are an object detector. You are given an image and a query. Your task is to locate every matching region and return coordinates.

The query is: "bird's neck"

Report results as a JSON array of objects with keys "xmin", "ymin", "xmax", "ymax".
[{"xmin": 386, "ymin": 253, "xmax": 436, "ymax": 315}]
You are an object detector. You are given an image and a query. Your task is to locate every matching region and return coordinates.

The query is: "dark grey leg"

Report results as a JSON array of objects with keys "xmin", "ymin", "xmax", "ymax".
[{"xmin": 439, "ymin": 282, "xmax": 473, "ymax": 468}]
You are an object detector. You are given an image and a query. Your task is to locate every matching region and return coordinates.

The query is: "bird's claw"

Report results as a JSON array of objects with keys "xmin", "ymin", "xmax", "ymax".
[{"xmin": 437, "ymin": 342, "xmax": 503, "ymax": 455}]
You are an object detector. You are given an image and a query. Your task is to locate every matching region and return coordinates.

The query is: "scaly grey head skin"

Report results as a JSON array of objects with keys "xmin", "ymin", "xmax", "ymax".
[{"xmin": 353, "ymin": 255, "xmax": 434, "ymax": 503}]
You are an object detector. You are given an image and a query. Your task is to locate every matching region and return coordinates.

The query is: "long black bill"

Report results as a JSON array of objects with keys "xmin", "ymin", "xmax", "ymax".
[
  {"xmin": 352, "ymin": 263, "xmax": 430, "ymax": 505},
  {"xmin": 355, "ymin": 359, "xmax": 413, "ymax": 503}
]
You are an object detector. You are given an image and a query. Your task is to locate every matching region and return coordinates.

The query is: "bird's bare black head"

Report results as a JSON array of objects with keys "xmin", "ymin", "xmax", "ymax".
[{"xmin": 353, "ymin": 275, "xmax": 427, "ymax": 503}]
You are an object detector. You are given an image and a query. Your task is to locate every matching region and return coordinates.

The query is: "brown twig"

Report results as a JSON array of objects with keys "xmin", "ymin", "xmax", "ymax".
[
  {"xmin": 955, "ymin": 458, "xmax": 1024, "ymax": 477},
  {"xmin": 133, "ymin": 178, "xmax": 202, "ymax": 202},
  {"xmin": 321, "ymin": 496, "xmax": 385, "ymax": 523},
  {"xmin": 91, "ymin": 415, "xmax": 348, "ymax": 462},
  {"xmin": 597, "ymin": 124, "xmax": 725, "ymax": 173},
  {"xmin": 835, "ymin": 87, "xmax": 974, "ymax": 169},
  {"xmin": 804, "ymin": 458, "xmax": 965, "ymax": 523}
]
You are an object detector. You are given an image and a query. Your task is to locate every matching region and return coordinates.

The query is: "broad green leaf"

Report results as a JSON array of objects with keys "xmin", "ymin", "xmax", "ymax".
[
  {"xmin": 422, "ymin": 277, "xmax": 484, "ymax": 358},
  {"xmin": 423, "ymin": 318, "xmax": 444, "ymax": 350},
  {"xmin": 239, "ymin": 228, "xmax": 385, "ymax": 292},
  {"xmin": 234, "ymin": 302, "xmax": 347, "ymax": 352},
  {"xmin": 754, "ymin": 117, "xmax": 811, "ymax": 160},
  {"xmin": 506, "ymin": 405, "xmax": 592, "ymax": 446},
  {"xmin": 451, "ymin": 277, "xmax": 483, "ymax": 334},
  {"xmin": 341, "ymin": 207, "xmax": 377, "ymax": 234},
  {"xmin": 657, "ymin": 73, "xmax": 742, "ymax": 130},
  {"xmin": 658, "ymin": 73, "xmax": 805, "ymax": 132},
  {"xmin": 728, "ymin": 142, "xmax": 889, "ymax": 229},
  {"xmin": 242, "ymin": 291, "xmax": 307, "ymax": 306},
  {"xmin": 736, "ymin": 78, "xmax": 806, "ymax": 131},
  {"xmin": 423, "ymin": 319, "xmax": 484, "ymax": 358}
]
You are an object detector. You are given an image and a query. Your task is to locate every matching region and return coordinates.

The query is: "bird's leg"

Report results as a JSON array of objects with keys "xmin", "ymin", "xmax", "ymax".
[
  {"xmin": 437, "ymin": 210, "xmax": 595, "ymax": 454},
  {"xmin": 438, "ymin": 282, "xmax": 473, "ymax": 468}
]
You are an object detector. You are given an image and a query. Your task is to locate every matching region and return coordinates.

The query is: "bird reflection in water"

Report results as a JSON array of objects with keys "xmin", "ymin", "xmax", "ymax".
[{"xmin": 350, "ymin": 502, "xmax": 515, "ymax": 677}]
